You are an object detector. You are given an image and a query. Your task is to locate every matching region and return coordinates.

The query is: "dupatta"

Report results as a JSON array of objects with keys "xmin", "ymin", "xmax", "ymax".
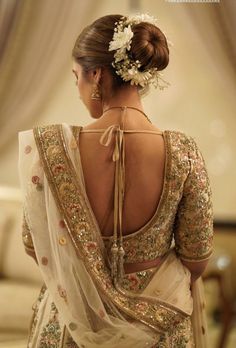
[{"xmin": 18, "ymin": 122, "xmax": 196, "ymax": 347}]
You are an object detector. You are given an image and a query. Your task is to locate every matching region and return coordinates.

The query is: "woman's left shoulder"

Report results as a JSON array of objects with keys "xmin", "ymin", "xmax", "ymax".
[{"xmin": 167, "ymin": 129, "xmax": 200, "ymax": 150}]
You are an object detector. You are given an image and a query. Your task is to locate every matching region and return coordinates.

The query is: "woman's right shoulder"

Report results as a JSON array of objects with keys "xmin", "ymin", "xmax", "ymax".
[{"xmin": 18, "ymin": 123, "xmax": 68, "ymax": 139}]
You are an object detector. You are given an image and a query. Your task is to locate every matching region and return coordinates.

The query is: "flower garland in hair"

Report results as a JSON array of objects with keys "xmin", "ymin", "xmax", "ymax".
[{"xmin": 108, "ymin": 14, "xmax": 173, "ymax": 90}]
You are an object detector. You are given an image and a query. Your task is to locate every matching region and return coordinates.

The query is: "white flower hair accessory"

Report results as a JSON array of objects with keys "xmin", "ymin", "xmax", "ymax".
[{"xmin": 108, "ymin": 14, "xmax": 173, "ymax": 90}]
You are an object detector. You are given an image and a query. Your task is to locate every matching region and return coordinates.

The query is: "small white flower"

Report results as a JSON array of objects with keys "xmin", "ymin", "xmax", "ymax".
[
  {"xmin": 108, "ymin": 14, "xmax": 171, "ymax": 90},
  {"xmin": 109, "ymin": 25, "xmax": 133, "ymax": 51}
]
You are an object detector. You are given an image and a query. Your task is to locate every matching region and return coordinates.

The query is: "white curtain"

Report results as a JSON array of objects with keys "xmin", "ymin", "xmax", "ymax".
[{"xmin": 0, "ymin": 0, "xmax": 96, "ymax": 154}]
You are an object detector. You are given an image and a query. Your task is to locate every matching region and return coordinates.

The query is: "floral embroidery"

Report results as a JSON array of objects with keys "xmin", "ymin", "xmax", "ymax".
[
  {"xmin": 32, "ymin": 175, "xmax": 43, "ymax": 191},
  {"xmin": 84, "ymin": 241, "xmax": 97, "ymax": 254},
  {"xmin": 52, "ymin": 163, "xmax": 66, "ymax": 175},
  {"xmin": 57, "ymin": 284, "xmax": 68, "ymax": 303},
  {"xmin": 59, "ymin": 219, "xmax": 66, "ymax": 228},
  {"xmin": 33, "ymin": 124, "xmax": 214, "ymax": 334},
  {"xmin": 135, "ymin": 301, "xmax": 149, "ymax": 313},
  {"xmin": 65, "ymin": 335, "xmax": 78, "ymax": 347},
  {"xmin": 173, "ymin": 134, "xmax": 214, "ymax": 261},
  {"xmin": 41, "ymin": 256, "xmax": 48, "ymax": 265},
  {"xmin": 32, "ymin": 175, "xmax": 40, "ymax": 184},
  {"xmin": 121, "ymin": 269, "xmax": 156, "ymax": 293},
  {"xmin": 39, "ymin": 302, "xmax": 62, "ymax": 348},
  {"xmin": 27, "ymin": 284, "xmax": 47, "ymax": 346},
  {"xmin": 33, "ymin": 124, "xmax": 191, "ymax": 333},
  {"xmin": 102, "ymin": 130, "xmax": 213, "ymax": 264},
  {"xmin": 152, "ymin": 307, "xmax": 194, "ymax": 346},
  {"xmin": 24, "ymin": 145, "xmax": 32, "ymax": 154},
  {"xmin": 98, "ymin": 308, "xmax": 105, "ymax": 318}
]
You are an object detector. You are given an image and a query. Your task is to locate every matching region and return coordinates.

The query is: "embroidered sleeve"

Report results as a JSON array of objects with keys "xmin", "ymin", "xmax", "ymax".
[{"xmin": 174, "ymin": 136, "xmax": 214, "ymax": 262}]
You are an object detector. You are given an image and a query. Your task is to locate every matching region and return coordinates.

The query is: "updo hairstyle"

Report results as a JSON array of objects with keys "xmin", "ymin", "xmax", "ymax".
[{"xmin": 72, "ymin": 14, "xmax": 169, "ymax": 94}]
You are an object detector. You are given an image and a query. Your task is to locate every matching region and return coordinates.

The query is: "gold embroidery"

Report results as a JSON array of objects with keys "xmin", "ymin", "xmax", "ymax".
[
  {"xmin": 173, "ymin": 134, "xmax": 214, "ymax": 261},
  {"xmin": 27, "ymin": 284, "xmax": 47, "ymax": 346},
  {"xmin": 22, "ymin": 212, "xmax": 34, "ymax": 251},
  {"xmin": 59, "ymin": 236, "xmax": 67, "ymax": 245},
  {"xmin": 33, "ymin": 124, "xmax": 188, "ymax": 334},
  {"xmin": 39, "ymin": 301, "xmax": 62, "ymax": 347},
  {"xmin": 155, "ymin": 317, "xmax": 194, "ymax": 347},
  {"xmin": 98, "ymin": 129, "xmax": 213, "ymax": 265},
  {"xmin": 121, "ymin": 268, "xmax": 157, "ymax": 293}
]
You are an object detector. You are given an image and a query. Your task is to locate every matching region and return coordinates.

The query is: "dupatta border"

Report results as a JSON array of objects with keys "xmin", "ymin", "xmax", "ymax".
[{"xmin": 33, "ymin": 123, "xmax": 189, "ymax": 334}]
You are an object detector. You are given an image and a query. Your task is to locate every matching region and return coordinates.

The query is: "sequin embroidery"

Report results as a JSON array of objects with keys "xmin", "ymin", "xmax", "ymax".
[
  {"xmin": 101, "ymin": 130, "xmax": 213, "ymax": 264},
  {"xmin": 33, "ymin": 124, "xmax": 189, "ymax": 334}
]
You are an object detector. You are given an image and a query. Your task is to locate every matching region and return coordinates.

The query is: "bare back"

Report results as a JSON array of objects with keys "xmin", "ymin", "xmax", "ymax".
[{"xmin": 77, "ymin": 110, "xmax": 166, "ymax": 238}]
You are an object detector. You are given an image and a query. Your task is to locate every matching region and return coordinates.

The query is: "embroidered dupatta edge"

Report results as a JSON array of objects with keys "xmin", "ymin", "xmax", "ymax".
[{"xmin": 33, "ymin": 123, "xmax": 189, "ymax": 334}]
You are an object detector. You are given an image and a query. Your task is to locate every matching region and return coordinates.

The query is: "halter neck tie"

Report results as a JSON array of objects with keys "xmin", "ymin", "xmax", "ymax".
[{"xmin": 98, "ymin": 118, "xmax": 126, "ymax": 283}]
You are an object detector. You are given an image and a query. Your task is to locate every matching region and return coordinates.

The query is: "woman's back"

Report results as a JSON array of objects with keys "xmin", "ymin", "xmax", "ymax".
[
  {"xmin": 17, "ymin": 12, "xmax": 214, "ymax": 348},
  {"xmin": 78, "ymin": 110, "xmax": 165, "ymax": 237}
]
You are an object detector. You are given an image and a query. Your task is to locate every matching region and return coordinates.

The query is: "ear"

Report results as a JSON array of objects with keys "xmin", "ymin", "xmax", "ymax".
[{"xmin": 88, "ymin": 67, "xmax": 102, "ymax": 84}]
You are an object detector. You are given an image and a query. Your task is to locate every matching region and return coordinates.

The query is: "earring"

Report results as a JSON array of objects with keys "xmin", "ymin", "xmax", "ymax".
[{"xmin": 91, "ymin": 83, "xmax": 101, "ymax": 100}]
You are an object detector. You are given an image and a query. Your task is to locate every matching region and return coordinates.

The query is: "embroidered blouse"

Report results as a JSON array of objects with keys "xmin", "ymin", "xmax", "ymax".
[{"xmin": 22, "ymin": 123, "xmax": 214, "ymax": 267}]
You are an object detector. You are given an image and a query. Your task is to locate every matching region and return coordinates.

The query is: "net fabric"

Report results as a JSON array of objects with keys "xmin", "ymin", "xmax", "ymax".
[
  {"xmin": 17, "ymin": 121, "xmax": 205, "ymax": 347},
  {"xmin": 18, "ymin": 126, "xmax": 160, "ymax": 347}
]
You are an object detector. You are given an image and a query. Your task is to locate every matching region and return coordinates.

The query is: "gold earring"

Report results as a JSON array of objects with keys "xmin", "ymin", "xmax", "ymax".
[{"xmin": 91, "ymin": 83, "xmax": 101, "ymax": 100}]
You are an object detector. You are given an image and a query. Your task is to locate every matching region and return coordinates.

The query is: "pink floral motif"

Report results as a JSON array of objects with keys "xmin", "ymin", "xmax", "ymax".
[
  {"xmin": 87, "ymin": 242, "xmax": 97, "ymax": 251},
  {"xmin": 57, "ymin": 284, "xmax": 68, "ymax": 303},
  {"xmin": 104, "ymin": 279, "xmax": 112, "ymax": 290},
  {"xmin": 24, "ymin": 145, "xmax": 32, "ymax": 154},
  {"xmin": 41, "ymin": 256, "xmax": 48, "ymax": 265},
  {"xmin": 67, "ymin": 202, "xmax": 82, "ymax": 215},
  {"xmin": 59, "ymin": 219, "xmax": 66, "ymax": 228},
  {"xmin": 135, "ymin": 301, "xmax": 148, "ymax": 312},
  {"xmin": 52, "ymin": 164, "xmax": 65, "ymax": 175},
  {"xmin": 84, "ymin": 241, "xmax": 97, "ymax": 253},
  {"xmin": 32, "ymin": 175, "xmax": 40, "ymax": 184},
  {"xmin": 31, "ymin": 175, "xmax": 43, "ymax": 191},
  {"xmin": 98, "ymin": 309, "xmax": 105, "ymax": 319},
  {"xmin": 127, "ymin": 274, "xmax": 140, "ymax": 290}
]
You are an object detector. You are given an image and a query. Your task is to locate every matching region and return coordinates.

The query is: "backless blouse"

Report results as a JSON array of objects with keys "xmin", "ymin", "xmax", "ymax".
[
  {"xmin": 22, "ymin": 121, "xmax": 214, "ymax": 271},
  {"xmin": 70, "ymin": 123, "xmax": 214, "ymax": 267}
]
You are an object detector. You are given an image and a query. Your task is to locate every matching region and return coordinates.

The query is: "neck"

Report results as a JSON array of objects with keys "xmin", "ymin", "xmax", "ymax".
[{"xmin": 101, "ymin": 85, "xmax": 143, "ymax": 113}]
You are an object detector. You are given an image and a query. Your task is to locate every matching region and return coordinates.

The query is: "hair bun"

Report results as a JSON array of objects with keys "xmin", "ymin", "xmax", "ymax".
[{"xmin": 130, "ymin": 22, "xmax": 169, "ymax": 71}]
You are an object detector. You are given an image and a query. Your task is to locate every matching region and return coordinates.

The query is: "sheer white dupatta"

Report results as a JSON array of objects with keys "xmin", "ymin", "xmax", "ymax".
[{"xmin": 18, "ymin": 123, "xmax": 192, "ymax": 348}]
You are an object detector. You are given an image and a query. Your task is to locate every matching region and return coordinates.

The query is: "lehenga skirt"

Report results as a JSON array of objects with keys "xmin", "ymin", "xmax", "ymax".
[{"xmin": 26, "ymin": 250, "xmax": 206, "ymax": 348}]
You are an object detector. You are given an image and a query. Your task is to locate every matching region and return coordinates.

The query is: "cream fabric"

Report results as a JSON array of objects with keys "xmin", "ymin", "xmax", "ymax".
[{"xmin": 17, "ymin": 123, "xmax": 211, "ymax": 347}]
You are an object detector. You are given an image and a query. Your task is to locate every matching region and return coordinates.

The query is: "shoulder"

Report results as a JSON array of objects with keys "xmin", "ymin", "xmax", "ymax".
[
  {"xmin": 167, "ymin": 129, "xmax": 200, "ymax": 154},
  {"xmin": 167, "ymin": 129, "xmax": 196, "ymax": 143},
  {"xmin": 18, "ymin": 123, "xmax": 74, "ymax": 141}
]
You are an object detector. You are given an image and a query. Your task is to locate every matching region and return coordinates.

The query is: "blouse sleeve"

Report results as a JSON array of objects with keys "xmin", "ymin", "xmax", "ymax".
[{"xmin": 173, "ymin": 135, "xmax": 214, "ymax": 262}]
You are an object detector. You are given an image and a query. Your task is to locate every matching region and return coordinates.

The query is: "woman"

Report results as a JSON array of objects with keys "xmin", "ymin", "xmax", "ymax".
[{"xmin": 18, "ymin": 14, "xmax": 214, "ymax": 348}]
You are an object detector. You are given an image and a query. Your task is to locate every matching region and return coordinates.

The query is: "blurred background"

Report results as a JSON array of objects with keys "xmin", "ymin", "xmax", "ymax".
[{"xmin": 0, "ymin": 0, "xmax": 235, "ymax": 347}]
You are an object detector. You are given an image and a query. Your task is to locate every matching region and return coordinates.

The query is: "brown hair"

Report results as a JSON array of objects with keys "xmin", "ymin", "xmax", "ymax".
[{"xmin": 72, "ymin": 14, "xmax": 169, "ymax": 93}]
